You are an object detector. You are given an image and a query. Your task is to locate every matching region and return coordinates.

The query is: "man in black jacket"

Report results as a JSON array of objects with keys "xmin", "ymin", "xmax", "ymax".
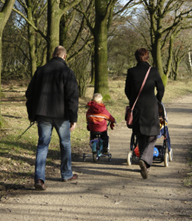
[{"xmin": 26, "ymin": 46, "xmax": 79, "ymax": 190}]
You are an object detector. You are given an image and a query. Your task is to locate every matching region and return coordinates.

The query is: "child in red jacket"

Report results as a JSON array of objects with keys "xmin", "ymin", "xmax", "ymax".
[{"xmin": 86, "ymin": 93, "xmax": 116, "ymax": 153}]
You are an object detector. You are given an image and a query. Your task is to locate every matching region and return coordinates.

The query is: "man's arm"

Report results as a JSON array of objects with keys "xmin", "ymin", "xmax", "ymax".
[
  {"xmin": 25, "ymin": 72, "xmax": 37, "ymax": 121},
  {"xmin": 65, "ymin": 70, "xmax": 79, "ymax": 123}
]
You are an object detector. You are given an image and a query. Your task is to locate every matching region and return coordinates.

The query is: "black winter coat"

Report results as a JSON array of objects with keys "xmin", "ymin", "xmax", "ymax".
[
  {"xmin": 26, "ymin": 57, "xmax": 78, "ymax": 122},
  {"xmin": 125, "ymin": 61, "xmax": 164, "ymax": 136}
]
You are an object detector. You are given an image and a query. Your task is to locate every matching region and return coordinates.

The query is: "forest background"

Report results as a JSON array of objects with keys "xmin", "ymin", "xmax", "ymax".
[
  {"xmin": 0, "ymin": 0, "xmax": 192, "ymax": 196},
  {"xmin": 1, "ymin": 0, "xmax": 192, "ymax": 101}
]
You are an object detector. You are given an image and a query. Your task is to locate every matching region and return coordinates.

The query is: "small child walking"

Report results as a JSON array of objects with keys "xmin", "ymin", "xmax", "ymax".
[{"xmin": 86, "ymin": 93, "xmax": 116, "ymax": 153}]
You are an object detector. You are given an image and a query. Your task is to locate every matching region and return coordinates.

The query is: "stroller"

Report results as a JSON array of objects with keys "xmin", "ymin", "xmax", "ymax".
[{"xmin": 127, "ymin": 102, "xmax": 173, "ymax": 167}]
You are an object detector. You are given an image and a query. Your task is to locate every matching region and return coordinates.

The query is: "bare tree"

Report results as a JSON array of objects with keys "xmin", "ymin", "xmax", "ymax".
[
  {"xmin": 15, "ymin": 0, "xmax": 47, "ymax": 76},
  {"xmin": 141, "ymin": 0, "xmax": 192, "ymax": 85},
  {"xmin": 11, "ymin": 0, "xmax": 84, "ymax": 76},
  {"xmin": 78, "ymin": 0, "xmax": 138, "ymax": 100},
  {"xmin": 0, "ymin": 0, "xmax": 15, "ymax": 126},
  {"xmin": 47, "ymin": 0, "xmax": 82, "ymax": 60}
]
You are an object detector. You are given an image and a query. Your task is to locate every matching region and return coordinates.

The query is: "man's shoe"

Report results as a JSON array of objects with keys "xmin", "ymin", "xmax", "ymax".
[
  {"xmin": 34, "ymin": 179, "xmax": 46, "ymax": 190},
  {"xmin": 62, "ymin": 174, "xmax": 78, "ymax": 182},
  {"xmin": 139, "ymin": 160, "xmax": 148, "ymax": 179}
]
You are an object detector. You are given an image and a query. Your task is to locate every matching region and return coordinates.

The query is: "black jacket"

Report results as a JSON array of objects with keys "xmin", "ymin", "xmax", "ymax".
[
  {"xmin": 26, "ymin": 57, "xmax": 78, "ymax": 122},
  {"xmin": 125, "ymin": 61, "xmax": 164, "ymax": 136}
]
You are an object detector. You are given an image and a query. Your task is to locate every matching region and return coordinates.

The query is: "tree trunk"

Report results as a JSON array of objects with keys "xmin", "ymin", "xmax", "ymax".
[
  {"xmin": 0, "ymin": 0, "xmax": 15, "ymax": 127},
  {"xmin": 94, "ymin": 28, "xmax": 109, "ymax": 99},
  {"xmin": 47, "ymin": 0, "xmax": 61, "ymax": 61},
  {"xmin": 94, "ymin": 0, "xmax": 114, "ymax": 101},
  {"xmin": 47, "ymin": 0, "xmax": 82, "ymax": 61},
  {"xmin": 27, "ymin": 0, "xmax": 36, "ymax": 77},
  {"xmin": 90, "ymin": 50, "xmax": 95, "ymax": 84},
  {"xmin": 174, "ymin": 61, "xmax": 179, "ymax": 80},
  {"xmin": 188, "ymin": 49, "xmax": 192, "ymax": 73},
  {"xmin": 166, "ymin": 36, "xmax": 174, "ymax": 78},
  {"xmin": 60, "ymin": 14, "xmax": 68, "ymax": 48}
]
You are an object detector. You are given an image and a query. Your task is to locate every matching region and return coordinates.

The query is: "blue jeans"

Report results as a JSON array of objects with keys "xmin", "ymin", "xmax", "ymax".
[{"xmin": 35, "ymin": 116, "xmax": 73, "ymax": 183}]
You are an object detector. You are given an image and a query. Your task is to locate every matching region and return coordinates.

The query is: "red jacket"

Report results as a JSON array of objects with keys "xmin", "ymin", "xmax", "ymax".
[{"xmin": 86, "ymin": 101, "xmax": 115, "ymax": 132}]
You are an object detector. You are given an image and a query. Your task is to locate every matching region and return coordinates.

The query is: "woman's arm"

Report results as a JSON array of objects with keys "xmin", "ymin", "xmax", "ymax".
[
  {"xmin": 125, "ymin": 69, "xmax": 132, "ymax": 100},
  {"xmin": 155, "ymin": 69, "xmax": 165, "ymax": 102}
]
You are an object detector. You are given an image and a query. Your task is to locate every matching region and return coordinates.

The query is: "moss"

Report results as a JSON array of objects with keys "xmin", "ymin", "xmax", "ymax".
[
  {"xmin": 161, "ymin": 74, "xmax": 168, "ymax": 87},
  {"xmin": 103, "ymin": 94, "xmax": 111, "ymax": 102}
]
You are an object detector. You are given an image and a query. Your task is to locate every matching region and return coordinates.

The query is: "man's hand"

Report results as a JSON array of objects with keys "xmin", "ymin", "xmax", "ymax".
[
  {"xmin": 29, "ymin": 115, "xmax": 36, "ymax": 122},
  {"xmin": 70, "ymin": 122, "xmax": 76, "ymax": 131}
]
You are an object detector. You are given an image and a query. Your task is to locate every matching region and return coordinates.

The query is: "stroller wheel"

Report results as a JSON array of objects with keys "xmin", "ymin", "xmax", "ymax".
[
  {"xmin": 93, "ymin": 153, "xmax": 98, "ymax": 162},
  {"xmin": 127, "ymin": 151, "xmax": 133, "ymax": 166},
  {"xmin": 164, "ymin": 152, "xmax": 169, "ymax": 167},
  {"xmin": 169, "ymin": 148, "xmax": 173, "ymax": 162}
]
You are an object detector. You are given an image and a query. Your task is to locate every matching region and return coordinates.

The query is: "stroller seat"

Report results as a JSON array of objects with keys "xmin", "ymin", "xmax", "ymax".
[{"xmin": 127, "ymin": 102, "xmax": 173, "ymax": 167}]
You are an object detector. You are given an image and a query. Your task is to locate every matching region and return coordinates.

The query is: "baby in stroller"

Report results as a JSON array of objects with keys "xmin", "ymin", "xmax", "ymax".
[
  {"xmin": 86, "ymin": 93, "xmax": 116, "ymax": 161},
  {"xmin": 158, "ymin": 102, "xmax": 171, "ymax": 151},
  {"xmin": 128, "ymin": 102, "xmax": 172, "ymax": 167},
  {"xmin": 154, "ymin": 102, "xmax": 172, "ymax": 166}
]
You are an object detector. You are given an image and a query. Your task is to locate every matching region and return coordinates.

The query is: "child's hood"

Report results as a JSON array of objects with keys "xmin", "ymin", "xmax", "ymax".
[{"xmin": 87, "ymin": 101, "xmax": 105, "ymax": 113}]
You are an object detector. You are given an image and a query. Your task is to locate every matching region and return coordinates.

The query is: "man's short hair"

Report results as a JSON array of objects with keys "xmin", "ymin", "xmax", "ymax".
[
  {"xmin": 93, "ymin": 93, "xmax": 103, "ymax": 103},
  {"xmin": 53, "ymin": 45, "xmax": 67, "ymax": 58}
]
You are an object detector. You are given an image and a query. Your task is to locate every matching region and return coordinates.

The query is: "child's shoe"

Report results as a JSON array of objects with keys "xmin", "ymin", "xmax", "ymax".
[{"xmin": 103, "ymin": 147, "xmax": 108, "ymax": 154}]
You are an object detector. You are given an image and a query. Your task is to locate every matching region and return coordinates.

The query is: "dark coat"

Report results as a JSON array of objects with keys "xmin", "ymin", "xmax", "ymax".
[
  {"xmin": 26, "ymin": 57, "xmax": 78, "ymax": 122},
  {"xmin": 125, "ymin": 61, "xmax": 164, "ymax": 136}
]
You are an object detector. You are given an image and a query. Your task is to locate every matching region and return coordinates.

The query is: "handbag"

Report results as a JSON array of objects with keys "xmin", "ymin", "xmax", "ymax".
[
  {"xmin": 125, "ymin": 67, "xmax": 151, "ymax": 128},
  {"xmin": 125, "ymin": 106, "xmax": 133, "ymax": 128}
]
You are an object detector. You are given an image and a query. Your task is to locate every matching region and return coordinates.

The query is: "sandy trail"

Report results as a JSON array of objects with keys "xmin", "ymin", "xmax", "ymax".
[{"xmin": 0, "ymin": 95, "xmax": 192, "ymax": 221}]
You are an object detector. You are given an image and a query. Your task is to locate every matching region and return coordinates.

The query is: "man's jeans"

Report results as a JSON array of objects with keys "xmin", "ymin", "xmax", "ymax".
[{"xmin": 35, "ymin": 116, "xmax": 73, "ymax": 183}]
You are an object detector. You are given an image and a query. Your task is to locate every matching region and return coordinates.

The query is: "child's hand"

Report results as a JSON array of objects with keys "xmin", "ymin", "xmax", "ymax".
[{"xmin": 110, "ymin": 122, "xmax": 115, "ymax": 130}]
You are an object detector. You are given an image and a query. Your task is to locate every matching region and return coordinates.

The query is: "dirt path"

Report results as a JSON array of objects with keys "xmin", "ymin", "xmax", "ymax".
[{"xmin": 0, "ymin": 95, "xmax": 192, "ymax": 221}]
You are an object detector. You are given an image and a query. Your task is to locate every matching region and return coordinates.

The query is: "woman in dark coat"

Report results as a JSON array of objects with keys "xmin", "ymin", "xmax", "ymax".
[{"xmin": 125, "ymin": 48, "xmax": 164, "ymax": 179}]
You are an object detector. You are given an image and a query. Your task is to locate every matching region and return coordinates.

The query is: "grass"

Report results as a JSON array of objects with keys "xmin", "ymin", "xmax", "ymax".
[{"xmin": 0, "ymin": 77, "xmax": 192, "ymax": 198}]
